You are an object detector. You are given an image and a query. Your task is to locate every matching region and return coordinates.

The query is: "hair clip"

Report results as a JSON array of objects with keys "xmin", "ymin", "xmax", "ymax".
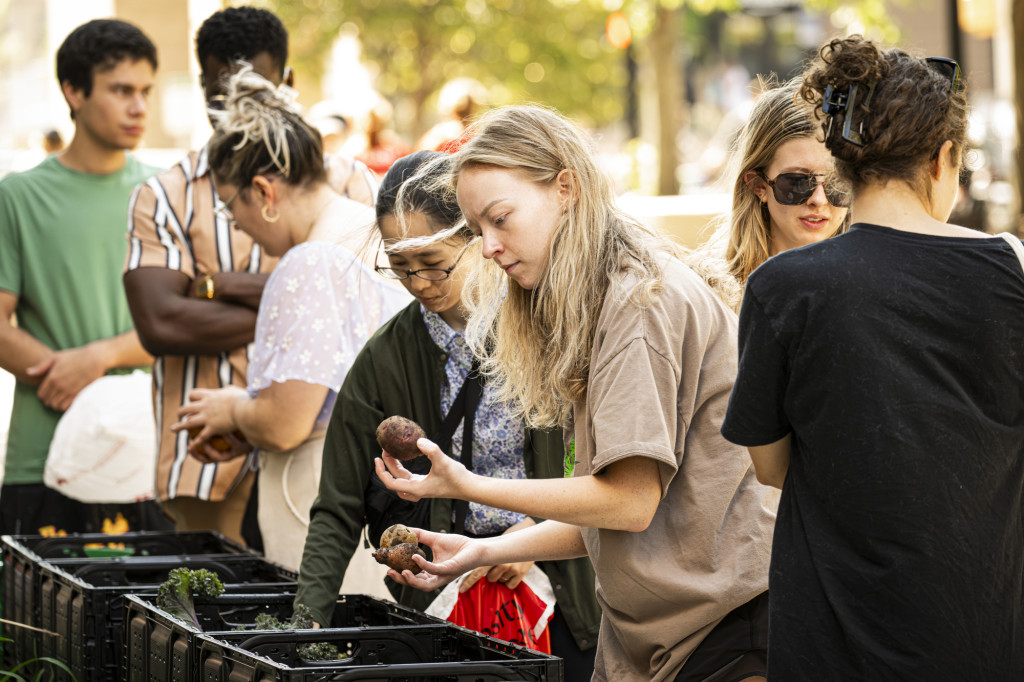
[
  {"xmin": 822, "ymin": 82, "xmax": 877, "ymax": 147},
  {"xmin": 822, "ymin": 84, "xmax": 848, "ymax": 115}
]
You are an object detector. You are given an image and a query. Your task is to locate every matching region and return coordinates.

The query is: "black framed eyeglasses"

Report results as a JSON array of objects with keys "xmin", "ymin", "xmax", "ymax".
[
  {"xmin": 924, "ymin": 57, "xmax": 963, "ymax": 94},
  {"xmin": 375, "ymin": 243, "xmax": 471, "ymax": 281},
  {"xmin": 758, "ymin": 171, "xmax": 849, "ymax": 208}
]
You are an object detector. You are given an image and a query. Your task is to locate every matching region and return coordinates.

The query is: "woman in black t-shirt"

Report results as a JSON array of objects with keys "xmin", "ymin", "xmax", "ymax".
[{"xmin": 722, "ymin": 36, "xmax": 1024, "ymax": 680}]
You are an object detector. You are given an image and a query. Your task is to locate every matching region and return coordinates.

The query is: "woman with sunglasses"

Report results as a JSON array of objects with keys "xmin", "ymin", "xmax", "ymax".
[
  {"xmin": 170, "ymin": 67, "xmax": 411, "ymax": 571},
  {"xmin": 723, "ymin": 77, "xmax": 849, "ymax": 285},
  {"xmin": 722, "ymin": 36, "xmax": 1024, "ymax": 679},
  {"xmin": 374, "ymin": 106, "xmax": 777, "ymax": 682},
  {"xmin": 294, "ymin": 151, "xmax": 601, "ymax": 677}
]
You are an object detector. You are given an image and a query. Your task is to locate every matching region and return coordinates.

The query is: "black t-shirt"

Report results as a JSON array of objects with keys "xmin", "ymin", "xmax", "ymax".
[{"xmin": 722, "ymin": 223, "xmax": 1024, "ymax": 681}]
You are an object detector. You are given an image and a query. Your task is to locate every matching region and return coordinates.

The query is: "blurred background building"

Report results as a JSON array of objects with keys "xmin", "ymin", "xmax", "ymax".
[{"xmin": 0, "ymin": 0, "xmax": 1018, "ymax": 239}]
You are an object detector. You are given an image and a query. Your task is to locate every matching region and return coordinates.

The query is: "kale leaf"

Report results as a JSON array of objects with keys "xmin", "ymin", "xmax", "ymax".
[{"xmin": 155, "ymin": 567, "xmax": 225, "ymax": 630}]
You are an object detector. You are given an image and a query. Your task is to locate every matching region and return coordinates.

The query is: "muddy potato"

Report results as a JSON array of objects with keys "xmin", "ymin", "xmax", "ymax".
[
  {"xmin": 376, "ymin": 416, "xmax": 427, "ymax": 461},
  {"xmin": 380, "ymin": 524, "xmax": 418, "ymax": 549},
  {"xmin": 372, "ymin": 542, "xmax": 426, "ymax": 573}
]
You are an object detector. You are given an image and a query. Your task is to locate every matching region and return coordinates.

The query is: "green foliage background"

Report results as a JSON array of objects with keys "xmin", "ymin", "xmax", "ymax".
[{"xmin": 253, "ymin": 0, "xmax": 628, "ymax": 131}]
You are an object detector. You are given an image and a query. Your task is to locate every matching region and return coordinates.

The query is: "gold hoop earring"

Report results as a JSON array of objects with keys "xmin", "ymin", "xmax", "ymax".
[{"xmin": 261, "ymin": 204, "xmax": 279, "ymax": 223}]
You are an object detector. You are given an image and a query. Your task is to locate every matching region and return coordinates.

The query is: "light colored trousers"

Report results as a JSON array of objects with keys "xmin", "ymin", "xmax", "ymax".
[{"xmin": 258, "ymin": 437, "xmax": 392, "ymax": 600}]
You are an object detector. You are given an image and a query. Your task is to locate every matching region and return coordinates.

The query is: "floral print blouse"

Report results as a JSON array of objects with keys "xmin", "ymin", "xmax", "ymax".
[
  {"xmin": 422, "ymin": 307, "xmax": 528, "ymax": 535},
  {"xmin": 248, "ymin": 241, "xmax": 411, "ymax": 435}
]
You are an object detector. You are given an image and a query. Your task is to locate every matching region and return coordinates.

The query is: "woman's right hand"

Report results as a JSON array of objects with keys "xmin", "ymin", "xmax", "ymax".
[
  {"xmin": 385, "ymin": 528, "xmax": 487, "ymax": 592},
  {"xmin": 375, "ymin": 437, "xmax": 471, "ymax": 502}
]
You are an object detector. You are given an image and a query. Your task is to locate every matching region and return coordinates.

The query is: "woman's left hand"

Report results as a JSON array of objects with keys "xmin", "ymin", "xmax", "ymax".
[
  {"xmin": 375, "ymin": 437, "xmax": 471, "ymax": 502},
  {"xmin": 459, "ymin": 560, "xmax": 535, "ymax": 593},
  {"xmin": 170, "ymin": 386, "xmax": 248, "ymax": 445},
  {"xmin": 459, "ymin": 516, "xmax": 536, "ymax": 591}
]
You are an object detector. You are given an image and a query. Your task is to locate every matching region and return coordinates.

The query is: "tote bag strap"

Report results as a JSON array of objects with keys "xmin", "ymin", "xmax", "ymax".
[{"xmin": 998, "ymin": 232, "xmax": 1024, "ymax": 275}]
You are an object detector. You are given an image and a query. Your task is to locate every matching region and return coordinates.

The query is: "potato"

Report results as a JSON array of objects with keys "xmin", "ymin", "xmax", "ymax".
[
  {"xmin": 371, "ymin": 542, "xmax": 426, "ymax": 573},
  {"xmin": 187, "ymin": 427, "xmax": 246, "ymax": 453},
  {"xmin": 380, "ymin": 524, "xmax": 418, "ymax": 549},
  {"xmin": 376, "ymin": 416, "xmax": 427, "ymax": 461}
]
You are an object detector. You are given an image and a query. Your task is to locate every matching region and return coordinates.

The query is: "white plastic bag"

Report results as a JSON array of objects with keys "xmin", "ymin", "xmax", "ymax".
[{"xmin": 44, "ymin": 371, "xmax": 156, "ymax": 503}]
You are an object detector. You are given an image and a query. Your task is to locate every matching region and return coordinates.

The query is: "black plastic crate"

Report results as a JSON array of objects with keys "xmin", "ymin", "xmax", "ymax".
[
  {"xmin": 1, "ymin": 535, "xmax": 43, "ymax": 668},
  {"xmin": 1, "ymin": 531, "xmax": 251, "ymax": 668},
  {"xmin": 124, "ymin": 592, "xmax": 446, "ymax": 682},
  {"xmin": 197, "ymin": 625, "xmax": 562, "ymax": 681},
  {"xmin": 5, "ymin": 531, "xmax": 250, "ymax": 561},
  {"xmin": 38, "ymin": 555, "xmax": 296, "ymax": 682}
]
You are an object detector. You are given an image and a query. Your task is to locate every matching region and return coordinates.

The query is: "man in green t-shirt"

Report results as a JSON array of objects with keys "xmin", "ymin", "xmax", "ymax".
[{"xmin": 0, "ymin": 19, "xmax": 163, "ymax": 535}]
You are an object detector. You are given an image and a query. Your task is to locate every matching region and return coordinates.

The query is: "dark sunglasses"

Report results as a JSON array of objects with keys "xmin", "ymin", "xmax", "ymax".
[
  {"xmin": 925, "ymin": 57, "xmax": 963, "ymax": 94},
  {"xmin": 758, "ymin": 171, "xmax": 849, "ymax": 208}
]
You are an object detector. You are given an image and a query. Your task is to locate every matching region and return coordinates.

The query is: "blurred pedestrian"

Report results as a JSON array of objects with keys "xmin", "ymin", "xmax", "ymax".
[
  {"xmin": 376, "ymin": 106, "xmax": 776, "ymax": 682},
  {"xmin": 415, "ymin": 78, "xmax": 487, "ymax": 153},
  {"xmin": 348, "ymin": 92, "xmax": 411, "ymax": 176},
  {"xmin": 0, "ymin": 19, "xmax": 161, "ymax": 534},
  {"xmin": 722, "ymin": 36, "xmax": 1024, "ymax": 680},
  {"xmin": 170, "ymin": 67, "xmax": 410, "ymax": 572},
  {"xmin": 42, "ymin": 128, "xmax": 64, "ymax": 155}
]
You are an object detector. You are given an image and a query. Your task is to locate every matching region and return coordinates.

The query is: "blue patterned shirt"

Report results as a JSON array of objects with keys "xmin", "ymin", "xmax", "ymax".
[{"xmin": 422, "ymin": 307, "xmax": 528, "ymax": 535}]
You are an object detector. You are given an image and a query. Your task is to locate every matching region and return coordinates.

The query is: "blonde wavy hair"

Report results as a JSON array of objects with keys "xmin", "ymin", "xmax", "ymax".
[
  {"xmin": 207, "ymin": 63, "xmax": 326, "ymax": 189},
  {"xmin": 719, "ymin": 77, "xmax": 849, "ymax": 285},
  {"xmin": 437, "ymin": 105, "xmax": 738, "ymax": 429}
]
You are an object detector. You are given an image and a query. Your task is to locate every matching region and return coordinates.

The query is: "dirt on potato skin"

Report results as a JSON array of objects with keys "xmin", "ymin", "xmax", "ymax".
[
  {"xmin": 380, "ymin": 523, "xmax": 418, "ymax": 549},
  {"xmin": 375, "ymin": 415, "xmax": 427, "ymax": 461},
  {"xmin": 372, "ymin": 542, "xmax": 426, "ymax": 573}
]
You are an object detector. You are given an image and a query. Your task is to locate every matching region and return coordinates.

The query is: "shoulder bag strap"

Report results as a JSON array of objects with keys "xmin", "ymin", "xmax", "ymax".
[
  {"xmin": 432, "ymin": 360, "xmax": 485, "ymax": 535},
  {"xmin": 998, "ymin": 233, "xmax": 1024, "ymax": 275}
]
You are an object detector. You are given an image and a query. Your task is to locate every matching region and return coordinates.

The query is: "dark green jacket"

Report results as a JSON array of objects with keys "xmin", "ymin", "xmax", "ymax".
[{"xmin": 295, "ymin": 302, "xmax": 601, "ymax": 649}]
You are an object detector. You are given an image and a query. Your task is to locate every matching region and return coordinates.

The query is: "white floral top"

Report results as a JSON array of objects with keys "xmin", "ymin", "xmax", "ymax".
[
  {"xmin": 248, "ymin": 241, "xmax": 411, "ymax": 433},
  {"xmin": 422, "ymin": 308, "xmax": 528, "ymax": 535}
]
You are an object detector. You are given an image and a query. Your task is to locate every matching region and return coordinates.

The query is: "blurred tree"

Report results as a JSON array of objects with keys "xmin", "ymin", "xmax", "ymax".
[
  {"xmin": 257, "ymin": 0, "xmax": 902, "ymax": 196},
  {"xmin": 622, "ymin": 0, "xmax": 899, "ymax": 194},
  {"xmin": 258, "ymin": 0, "xmax": 626, "ymax": 133}
]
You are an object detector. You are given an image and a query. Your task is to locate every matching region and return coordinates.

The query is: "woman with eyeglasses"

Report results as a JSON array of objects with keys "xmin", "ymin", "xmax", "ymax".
[
  {"xmin": 722, "ymin": 77, "xmax": 849, "ymax": 286},
  {"xmin": 722, "ymin": 36, "xmax": 1024, "ymax": 679},
  {"xmin": 293, "ymin": 150, "xmax": 601, "ymax": 677},
  {"xmin": 169, "ymin": 66, "xmax": 411, "ymax": 571}
]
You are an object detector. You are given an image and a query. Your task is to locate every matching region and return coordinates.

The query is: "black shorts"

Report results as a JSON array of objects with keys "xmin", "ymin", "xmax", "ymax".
[{"xmin": 675, "ymin": 591, "xmax": 769, "ymax": 682}]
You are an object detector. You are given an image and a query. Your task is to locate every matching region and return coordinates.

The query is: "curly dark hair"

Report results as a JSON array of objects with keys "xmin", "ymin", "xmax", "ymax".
[
  {"xmin": 56, "ymin": 19, "xmax": 157, "ymax": 97},
  {"xmin": 195, "ymin": 6, "xmax": 288, "ymax": 76},
  {"xmin": 800, "ymin": 35, "xmax": 968, "ymax": 204}
]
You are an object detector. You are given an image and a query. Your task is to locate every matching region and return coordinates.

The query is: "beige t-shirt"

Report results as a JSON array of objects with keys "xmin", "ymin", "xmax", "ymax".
[{"xmin": 572, "ymin": 255, "xmax": 777, "ymax": 681}]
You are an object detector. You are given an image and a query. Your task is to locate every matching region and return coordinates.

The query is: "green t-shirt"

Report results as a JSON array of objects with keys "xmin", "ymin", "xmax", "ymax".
[{"xmin": 0, "ymin": 155, "xmax": 159, "ymax": 484}]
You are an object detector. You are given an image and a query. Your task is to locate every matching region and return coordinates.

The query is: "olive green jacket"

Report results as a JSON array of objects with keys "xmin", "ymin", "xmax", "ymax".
[{"xmin": 295, "ymin": 302, "xmax": 601, "ymax": 649}]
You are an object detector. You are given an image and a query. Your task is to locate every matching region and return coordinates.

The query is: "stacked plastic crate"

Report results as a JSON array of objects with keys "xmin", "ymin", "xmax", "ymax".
[
  {"xmin": 1, "ymin": 531, "xmax": 295, "ymax": 681},
  {"xmin": 2, "ymin": 531, "xmax": 564, "ymax": 681}
]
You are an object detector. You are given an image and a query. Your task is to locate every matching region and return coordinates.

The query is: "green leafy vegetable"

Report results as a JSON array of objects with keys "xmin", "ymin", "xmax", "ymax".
[
  {"xmin": 244, "ymin": 604, "xmax": 339, "ymax": 660},
  {"xmin": 156, "ymin": 567, "xmax": 225, "ymax": 630}
]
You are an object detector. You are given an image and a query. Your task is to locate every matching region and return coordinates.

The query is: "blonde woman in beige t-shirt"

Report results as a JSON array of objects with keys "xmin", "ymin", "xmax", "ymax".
[{"xmin": 376, "ymin": 105, "xmax": 778, "ymax": 682}]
